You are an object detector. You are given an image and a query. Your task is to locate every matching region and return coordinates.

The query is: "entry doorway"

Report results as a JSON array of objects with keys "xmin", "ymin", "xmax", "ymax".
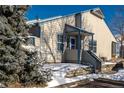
[{"xmin": 70, "ymin": 36, "xmax": 76, "ymax": 49}]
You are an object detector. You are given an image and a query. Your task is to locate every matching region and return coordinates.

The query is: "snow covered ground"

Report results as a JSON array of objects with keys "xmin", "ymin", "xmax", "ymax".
[
  {"xmin": 44, "ymin": 63, "xmax": 89, "ymax": 72},
  {"xmin": 102, "ymin": 62, "xmax": 116, "ymax": 65},
  {"xmin": 43, "ymin": 63, "xmax": 124, "ymax": 88}
]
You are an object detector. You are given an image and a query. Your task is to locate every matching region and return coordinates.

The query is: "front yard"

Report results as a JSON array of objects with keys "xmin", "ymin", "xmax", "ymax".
[{"xmin": 43, "ymin": 63, "xmax": 124, "ymax": 88}]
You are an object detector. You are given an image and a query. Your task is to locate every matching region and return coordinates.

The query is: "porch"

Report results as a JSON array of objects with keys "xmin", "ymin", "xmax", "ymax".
[{"xmin": 62, "ymin": 24, "xmax": 94, "ymax": 64}]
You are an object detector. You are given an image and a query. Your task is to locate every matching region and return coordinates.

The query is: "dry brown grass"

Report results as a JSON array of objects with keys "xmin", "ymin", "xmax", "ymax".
[
  {"xmin": 7, "ymin": 82, "xmax": 23, "ymax": 88},
  {"xmin": 6, "ymin": 82, "xmax": 47, "ymax": 88}
]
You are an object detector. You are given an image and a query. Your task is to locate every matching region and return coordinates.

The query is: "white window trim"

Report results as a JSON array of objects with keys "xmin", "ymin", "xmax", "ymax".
[
  {"xmin": 89, "ymin": 40, "xmax": 97, "ymax": 53},
  {"xmin": 57, "ymin": 33, "xmax": 63, "ymax": 52}
]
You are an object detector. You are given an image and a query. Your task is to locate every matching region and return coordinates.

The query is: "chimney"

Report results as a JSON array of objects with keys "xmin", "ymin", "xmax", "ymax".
[{"xmin": 75, "ymin": 13, "xmax": 82, "ymax": 28}]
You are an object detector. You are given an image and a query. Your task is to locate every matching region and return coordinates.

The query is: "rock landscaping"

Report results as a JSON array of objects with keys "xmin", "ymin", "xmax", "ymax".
[
  {"xmin": 65, "ymin": 66, "xmax": 92, "ymax": 78},
  {"xmin": 101, "ymin": 62, "xmax": 116, "ymax": 73}
]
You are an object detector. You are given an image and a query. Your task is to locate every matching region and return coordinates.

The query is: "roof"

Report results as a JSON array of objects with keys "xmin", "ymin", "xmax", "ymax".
[
  {"xmin": 64, "ymin": 24, "xmax": 94, "ymax": 36},
  {"xmin": 26, "ymin": 16, "xmax": 62, "ymax": 25},
  {"xmin": 26, "ymin": 7, "xmax": 104, "ymax": 25}
]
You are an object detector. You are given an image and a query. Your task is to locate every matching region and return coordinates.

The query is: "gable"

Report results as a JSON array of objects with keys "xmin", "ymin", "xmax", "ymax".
[
  {"xmin": 82, "ymin": 10, "xmax": 116, "ymax": 42},
  {"xmin": 90, "ymin": 8, "xmax": 105, "ymax": 19},
  {"xmin": 95, "ymin": 9, "xmax": 104, "ymax": 16}
]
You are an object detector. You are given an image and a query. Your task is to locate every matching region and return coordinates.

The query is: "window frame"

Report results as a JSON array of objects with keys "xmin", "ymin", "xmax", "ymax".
[
  {"xmin": 27, "ymin": 36, "xmax": 36, "ymax": 46},
  {"xmin": 70, "ymin": 36, "xmax": 76, "ymax": 49},
  {"xmin": 112, "ymin": 41, "xmax": 116, "ymax": 57},
  {"xmin": 89, "ymin": 40, "xmax": 97, "ymax": 53},
  {"xmin": 57, "ymin": 33, "xmax": 64, "ymax": 52}
]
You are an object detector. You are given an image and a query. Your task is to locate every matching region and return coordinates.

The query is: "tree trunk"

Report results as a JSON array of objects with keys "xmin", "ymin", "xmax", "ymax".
[{"xmin": 44, "ymin": 38, "xmax": 56, "ymax": 63}]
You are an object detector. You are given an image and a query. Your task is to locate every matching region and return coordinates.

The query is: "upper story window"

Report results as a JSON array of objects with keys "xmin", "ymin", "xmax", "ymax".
[
  {"xmin": 89, "ymin": 40, "xmax": 97, "ymax": 53},
  {"xmin": 57, "ymin": 34, "xmax": 63, "ymax": 52}
]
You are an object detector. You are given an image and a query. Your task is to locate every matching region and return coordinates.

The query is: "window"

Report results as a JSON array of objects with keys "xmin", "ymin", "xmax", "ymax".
[
  {"xmin": 57, "ymin": 34, "xmax": 63, "ymax": 52},
  {"xmin": 27, "ymin": 36, "xmax": 35, "ymax": 46},
  {"xmin": 116, "ymin": 42, "xmax": 120, "ymax": 55},
  {"xmin": 89, "ymin": 40, "xmax": 97, "ymax": 53},
  {"xmin": 70, "ymin": 37, "xmax": 76, "ymax": 49},
  {"xmin": 112, "ymin": 41, "xmax": 116, "ymax": 57}
]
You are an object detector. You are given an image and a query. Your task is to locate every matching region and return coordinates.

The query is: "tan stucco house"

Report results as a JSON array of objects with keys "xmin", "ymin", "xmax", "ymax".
[{"xmin": 27, "ymin": 8, "xmax": 116, "ymax": 65}]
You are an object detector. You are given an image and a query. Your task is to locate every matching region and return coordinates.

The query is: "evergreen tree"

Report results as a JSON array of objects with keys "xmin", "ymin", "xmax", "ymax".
[{"xmin": 0, "ymin": 5, "xmax": 52, "ymax": 87}]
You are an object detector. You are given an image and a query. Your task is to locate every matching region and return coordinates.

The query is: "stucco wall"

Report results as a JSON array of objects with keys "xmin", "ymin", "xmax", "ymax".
[
  {"xmin": 81, "ymin": 11, "xmax": 116, "ymax": 60},
  {"xmin": 40, "ymin": 15, "xmax": 75, "ymax": 62},
  {"xmin": 64, "ymin": 49, "xmax": 78, "ymax": 63},
  {"xmin": 35, "ymin": 37, "xmax": 40, "ymax": 47}
]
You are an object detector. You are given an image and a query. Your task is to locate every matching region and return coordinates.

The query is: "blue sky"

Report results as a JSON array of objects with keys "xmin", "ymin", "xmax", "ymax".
[
  {"xmin": 25, "ymin": 5, "xmax": 124, "ymax": 32},
  {"xmin": 26, "ymin": 5, "xmax": 123, "ymax": 21}
]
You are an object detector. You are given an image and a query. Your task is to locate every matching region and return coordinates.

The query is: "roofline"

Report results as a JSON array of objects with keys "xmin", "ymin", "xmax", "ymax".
[
  {"xmin": 65, "ymin": 24, "xmax": 94, "ymax": 35},
  {"xmin": 27, "ymin": 7, "xmax": 104, "ymax": 25},
  {"xmin": 26, "ymin": 16, "xmax": 63, "ymax": 25},
  {"xmin": 104, "ymin": 19, "xmax": 117, "ymax": 42},
  {"xmin": 62, "ymin": 7, "xmax": 104, "ymax": 18}
]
